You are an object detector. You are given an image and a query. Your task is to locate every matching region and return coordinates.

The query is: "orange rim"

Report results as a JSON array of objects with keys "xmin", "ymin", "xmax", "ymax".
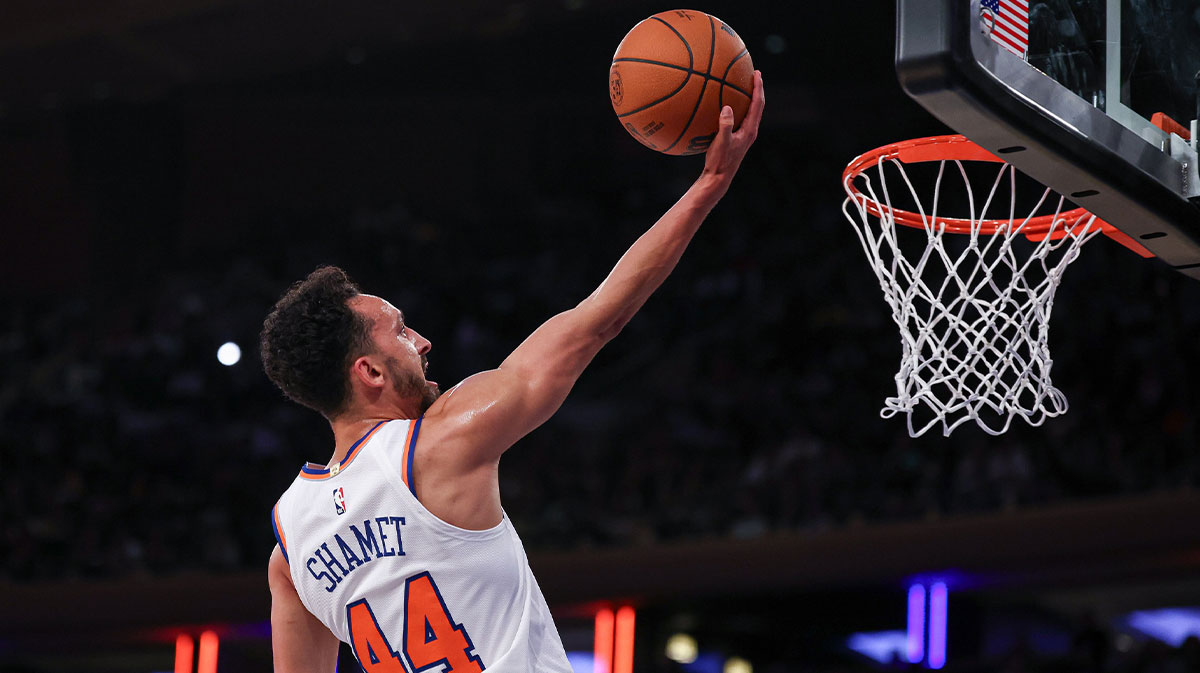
[
  {"xmin": 842, "ymin": 134, "xmax": 1098, "ymax": 236},
  {"xmin": 842, "ymin": 135, "xmax": 1154, "ymax": 256}
]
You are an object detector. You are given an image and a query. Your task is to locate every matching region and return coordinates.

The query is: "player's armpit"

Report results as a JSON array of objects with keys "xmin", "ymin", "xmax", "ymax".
[{"xmin": 269, "ymin": 546, "xmax": 339, "ymax": 673}]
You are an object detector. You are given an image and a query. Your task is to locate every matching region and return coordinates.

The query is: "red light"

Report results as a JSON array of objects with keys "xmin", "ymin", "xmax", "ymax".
[
  {"xmin": 614, "ymin": 607, "xmax": 635, "ymax": 673},
  {"xmin": 198, "ymin": 631, "xmax": 219, "ymax": 673},
  {"xmin": 593, "ymin": 608, "xmax": 614, "ymax": 673},
  {"xmin": 175, "ymin": 634, "xmax": 194, "ymax": 673}
]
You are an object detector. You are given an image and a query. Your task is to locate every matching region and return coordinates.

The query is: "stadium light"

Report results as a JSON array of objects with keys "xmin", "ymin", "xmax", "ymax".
[
  {"xmin": 907, "ymin": 584, "xmax": 926, "ymax": 664},
  {"xmin": 847, "ymin": 631, "xmax": 908, "ymax": 664},
  {"xmin": 928, "ymin": 583, "xmax": 948, "ymax": 669},
  {"xmin": 724, "ymin": 656, "xmax": 752, "ymax": 673},
  {"xmin": 1126, "ymin": 607, "xmax": 1200, "ymax": 647},
  {"xmin": 614, "ymin": 607, "xmax": 636, "ymax": 673},
  {"xmin": 907, "ymin": 580, "xmax": 949, "ymax": 669},
  {"xmin": 175, "ymin": 634, "xmax": 194, "ymax": 673},
  {"xmin": 665, "ymin": 633, "xmax": 698, "ymax": 664},
  {"xmin": 217, "ymin": 342, "xmax": 241, "ymax": 366},
  {"xmin": 594, "ymin": 608, "xmax": 614, "ymax": 673},
  {"xmin": 198, "ymin": 631, "xmax": 219, "ymax": 673}
]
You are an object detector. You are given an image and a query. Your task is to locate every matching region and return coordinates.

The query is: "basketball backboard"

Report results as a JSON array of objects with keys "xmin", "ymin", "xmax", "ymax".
[{"xmin": 896, "ymin": 0, "xmax": 1200, "ymax": 278}]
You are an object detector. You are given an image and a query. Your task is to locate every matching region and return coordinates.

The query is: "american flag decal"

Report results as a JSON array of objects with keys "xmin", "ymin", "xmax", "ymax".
[{"xmin": 981, "ymin": 0, "xmax": 1030, "ymax": 58}]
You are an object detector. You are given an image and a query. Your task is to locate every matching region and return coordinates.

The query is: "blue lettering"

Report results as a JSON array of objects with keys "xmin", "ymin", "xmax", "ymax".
[
  {"xmin": 350, "ymin": 522, "xmax": 381, "ymax": 561},
  {"xmin": 305, "ymin": 516, "xmax": 408, "ymax": 591},
  {"xmin": 375, "ymin": 516, "xmax": 397, "ymax": 557},
  {"xmin": 390, "ymin": 516, "xmax": 406, "ymax": 556},
  {"xmin": 334, "ymin": 533, "xmax": 364, "ymax": 571},
  {"xmin": 314, "ymin": 542, "xmax": 347, "ymax": 585},
  {"xmin": 306, "ymin": 556, "xmax": 338, "ymax": 593}
]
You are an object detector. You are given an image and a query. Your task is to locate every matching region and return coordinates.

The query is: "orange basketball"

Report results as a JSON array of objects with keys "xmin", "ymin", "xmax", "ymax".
[{"xmin": 609, "ymin": 9, "xmax": 754, "ymax": 156}]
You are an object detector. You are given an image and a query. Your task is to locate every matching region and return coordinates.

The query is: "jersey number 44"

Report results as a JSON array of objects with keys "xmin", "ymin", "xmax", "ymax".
[{"xmin": 347, "ymin": 571, "xmax": 485, "ymax": 673}]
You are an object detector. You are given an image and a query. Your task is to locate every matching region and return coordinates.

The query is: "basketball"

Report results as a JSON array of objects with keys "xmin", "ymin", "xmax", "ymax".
[{"xmin": 609, "ymin": 10, "xmax": 754, "ymax": 156}]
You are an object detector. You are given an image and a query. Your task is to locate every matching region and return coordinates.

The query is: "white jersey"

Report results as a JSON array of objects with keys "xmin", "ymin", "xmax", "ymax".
[{"xmin": 272, "ymin": 418, "xmax": 572, "ymax": 673}]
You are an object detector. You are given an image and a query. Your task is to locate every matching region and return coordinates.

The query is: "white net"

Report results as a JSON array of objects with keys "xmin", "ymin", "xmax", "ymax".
[{"xmin": 842, "ymin": 141, "xmax": 1102, "ymax": 437}]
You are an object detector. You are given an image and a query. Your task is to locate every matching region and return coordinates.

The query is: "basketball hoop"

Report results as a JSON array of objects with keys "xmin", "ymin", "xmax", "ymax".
[{"xmin": 841, "ymin": 135, "xmax": 1149, "ymax": 437}]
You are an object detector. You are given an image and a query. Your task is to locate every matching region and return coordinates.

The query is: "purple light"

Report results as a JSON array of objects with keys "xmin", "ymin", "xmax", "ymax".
[
  {"xmin": 907, "ymin": 584, "xmax": 926, "ymax": 664},
  {"xmin": 928, "ymin": 582, "xmax": 948, "ymax": 669},
  {"xmin": 567, "ymin": 652, "xmax": 596, "ymax": 673},
  {"xmin": 1126, "ymin": 608, "xmax": 1200, "ymax": 647},
  {"xmin": 847, "ymin": 631, "xmax": 909, "ymax": 664}
]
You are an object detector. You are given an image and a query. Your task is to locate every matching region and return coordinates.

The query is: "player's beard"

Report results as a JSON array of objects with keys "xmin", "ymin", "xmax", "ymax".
[{"xmin": 386, "ymin": 356, "xmax": 440, "ymax": 413}]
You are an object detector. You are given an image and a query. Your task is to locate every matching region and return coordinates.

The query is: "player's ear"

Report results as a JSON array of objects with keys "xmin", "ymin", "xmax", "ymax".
[{"xmin": 350, "ymin": 355, "xmax": 385, "ymax": 390}]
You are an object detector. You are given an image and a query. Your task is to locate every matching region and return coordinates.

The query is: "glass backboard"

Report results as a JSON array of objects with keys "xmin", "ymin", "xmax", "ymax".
[{"xmin": 896, "ymin": 0, "xmax": 1200, "ymax": 277}]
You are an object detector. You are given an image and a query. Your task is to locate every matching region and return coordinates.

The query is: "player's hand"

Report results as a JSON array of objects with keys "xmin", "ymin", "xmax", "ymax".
[{"xmin": 701, "ymin": 70, "xmax": 764, "ymax": 185}]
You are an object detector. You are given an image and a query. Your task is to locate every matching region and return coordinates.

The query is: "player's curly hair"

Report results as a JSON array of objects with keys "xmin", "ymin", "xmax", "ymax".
[{"xmin": 260, "ymin": 266, "xmax": 375, "ymax": 419}]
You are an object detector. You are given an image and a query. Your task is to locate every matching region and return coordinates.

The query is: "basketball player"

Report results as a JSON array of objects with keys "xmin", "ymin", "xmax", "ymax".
[{"xmin": 262, "ymin": 71, "xmax": 764, "ymax": 672}]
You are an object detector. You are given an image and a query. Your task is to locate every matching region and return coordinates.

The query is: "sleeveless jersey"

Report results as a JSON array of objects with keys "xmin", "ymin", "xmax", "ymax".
[{"xmin": 271, "ymin": 418, "xmax": 572, "ymax": 673}]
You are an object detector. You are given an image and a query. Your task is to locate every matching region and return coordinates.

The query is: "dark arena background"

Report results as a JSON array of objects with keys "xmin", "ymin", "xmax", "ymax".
[{"xmin": 4, "ymin": 1, "xmax": 1200, "ymax": 672}]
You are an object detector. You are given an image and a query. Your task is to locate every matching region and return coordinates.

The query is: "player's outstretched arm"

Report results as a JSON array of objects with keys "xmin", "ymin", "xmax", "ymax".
[
  {"xmin": 429, "ymin": 71, "xmax": 765, "ymax": 463},
  {"xmin": 269, "ymin": 546, "xmax": 340, "ymax": 673}
]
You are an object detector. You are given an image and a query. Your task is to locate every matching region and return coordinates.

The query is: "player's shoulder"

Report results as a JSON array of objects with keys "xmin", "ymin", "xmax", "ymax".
[
  {"xmin": 414, "ymin": 389, "xmax": 487, "ymax": 453},
  {"xmin": 422, "ymin": 369, "xmax": 524, "ymax": 430}
]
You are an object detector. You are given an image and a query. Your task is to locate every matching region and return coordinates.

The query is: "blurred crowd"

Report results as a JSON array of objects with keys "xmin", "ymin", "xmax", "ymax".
[{"xmin": 2, "ymin": 151, "xmax": 1200, "ymax": 583}]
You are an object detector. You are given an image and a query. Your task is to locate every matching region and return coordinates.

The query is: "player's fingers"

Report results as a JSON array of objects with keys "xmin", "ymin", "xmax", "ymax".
[
  {"xmin": 713, "ymin": 105, "xmax": 734, "ymax": 147},
  {"xmin": 740, "ymin": 71, "xmax": 765, "ymax": 135},
  {"xmin": 706, "ymin": 107, "xmax": 730, "ymax": 148},
  {"xmin": 703, "ymin": 106, "xmax": 735, "ymax": 166}
]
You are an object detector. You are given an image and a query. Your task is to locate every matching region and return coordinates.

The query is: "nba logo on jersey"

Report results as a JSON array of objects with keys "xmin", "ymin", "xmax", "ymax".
[{"xmin": 333, "ymin": 487, "xmax": 347, "ymax": 515}]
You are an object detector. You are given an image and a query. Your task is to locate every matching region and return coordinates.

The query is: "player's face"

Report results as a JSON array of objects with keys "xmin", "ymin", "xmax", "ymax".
[{"xmin": 352, "ymin": 295, "xmax": 440, "ymax": 412}]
